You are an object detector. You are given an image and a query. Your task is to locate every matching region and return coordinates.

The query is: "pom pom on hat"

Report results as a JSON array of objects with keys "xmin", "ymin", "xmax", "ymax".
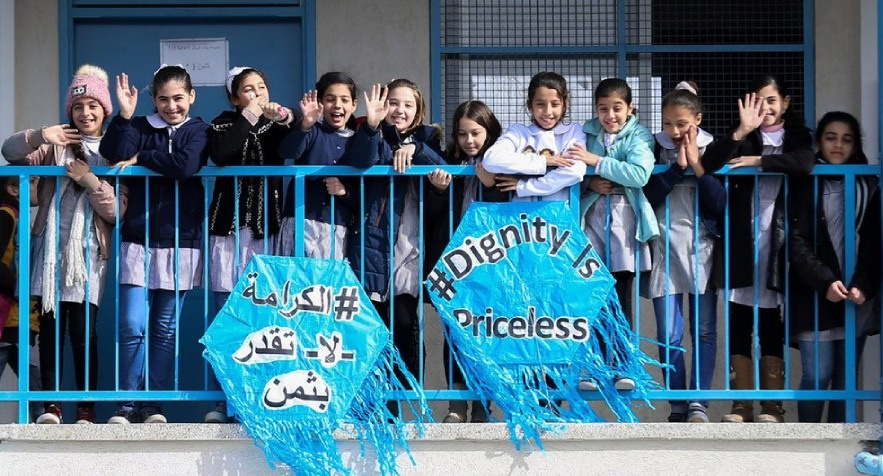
[{"xmin": 65, "ymin": 64, "xmax": 113, "ymax": 120}]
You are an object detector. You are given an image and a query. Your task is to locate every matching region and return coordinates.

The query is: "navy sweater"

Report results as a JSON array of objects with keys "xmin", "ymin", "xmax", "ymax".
[{"xmin": 99, "ymin": 114, "xmax": 210, "ymax": 248}]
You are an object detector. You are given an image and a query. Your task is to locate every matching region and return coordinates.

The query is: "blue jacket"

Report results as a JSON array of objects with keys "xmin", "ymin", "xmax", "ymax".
[
  {"xmin": 278, "ymin": 121, "xmax": 358, "ymax": 226},
  {"xmin": 643, "ymin": 130, "xmax": 726, "ymax": 237},
  {"xmin": 345, "ymin": 123, "xmax": 447, "ymax": 296},
  {"xmin": 99, "ymin": 114, "xmax": 209, "ymax": 248},
  {"xmin": 579, "ymin": 116, "xmax": 659, "ymax": 242}
]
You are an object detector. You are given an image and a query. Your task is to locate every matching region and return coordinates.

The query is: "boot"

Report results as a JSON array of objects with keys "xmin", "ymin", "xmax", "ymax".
[
  {"xmin": 721, "ymin": 355, "xmax": 754, "ymax": 423},
  {"xmin": 443, "ymin": 383, "xmax": 468, "ymax": 423},
  {"xmin": 756, "ymin": 356, "xmax": 785, "ymax": 423}
]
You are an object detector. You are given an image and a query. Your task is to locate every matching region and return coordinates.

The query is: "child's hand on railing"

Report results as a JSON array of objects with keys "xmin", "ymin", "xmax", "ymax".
[
  {"xmin": 428, "ymin": 168, "xmax": 452, "ymax": 191},
  {"xmin": 587, "ymin": 176, "xmax": 613, "ymax": 195}
]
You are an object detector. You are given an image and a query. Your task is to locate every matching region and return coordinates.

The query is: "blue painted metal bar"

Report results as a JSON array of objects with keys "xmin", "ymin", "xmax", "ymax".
[
  {"xmin": 429, "ymin": 0, "xmax": 442, "ymax": 124},
  {"xmin": 69, "ymin": 7, "xmax": 305, "ymax": 19},
  {"xmin": 844, "ymin": 173, "xmax": 858, "ymax": 422},
  {"xmin": 15, "ymin": 175, "xmax": 31, "ymax": 423}
]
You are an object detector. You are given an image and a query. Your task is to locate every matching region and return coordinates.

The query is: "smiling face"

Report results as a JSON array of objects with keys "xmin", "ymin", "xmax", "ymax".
[
  {"xmin": 385, "ymin": 86, "xmax": 419, "ymax": 132},
  {"xmin": 818, "ymin": 121, "xmax": 855, "ymax": 165},
  {"xmin": 153, "ymin": 79, "xmax": 196, "ymax": 125},
  {"xmin": 321, "ymin": 83, "xmax": 356, "ymax": 130},
  {"xmin": 662, "ymin": 104, "xmax": 701, "ymax": 147},
  {"xmin": 231, "ymin": 72, "xmax": 268, "ymax": 109},
  {"xmin": 456, "ymin": 117, "xmax": 488, "ymax": 158},
  {"xmin": 757, "ymin": 84, "xmax": 790, "ymax": 127},
  {"xmin": 528, "ymin": 86, "xmax": 565, "ymax": 130},
  {"xmin": 595, "ymin": 94, "xmax": 634, "ymax": 134},
  {"xmin": 70, "ymin": 98, "xmax": 105, "ymax": 137}
]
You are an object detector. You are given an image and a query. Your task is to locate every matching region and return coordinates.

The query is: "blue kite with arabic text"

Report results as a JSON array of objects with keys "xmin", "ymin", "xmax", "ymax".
[{"xmin": 201, "ymin": 256, "xmax": 429, "ymax": 475}]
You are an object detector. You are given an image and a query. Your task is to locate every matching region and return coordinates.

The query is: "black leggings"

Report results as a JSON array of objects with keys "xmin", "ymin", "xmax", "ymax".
[
  {"xmin": 39, "ymin": 302, "xmax": 99, "ymax": 408},
  {"xmin": 373, "ymin": 294, "xmax": 424, "ymax": 386},
  {"xmin": 728, "ymin": 302, "xmax": 784, "ymax": 358},
  {"xmin": 612, "ymin": 271, "xmax": 636, "ymax": 329}
]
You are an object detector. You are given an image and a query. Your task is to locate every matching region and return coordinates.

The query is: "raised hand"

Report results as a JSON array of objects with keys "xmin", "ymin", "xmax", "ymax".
[
  {"xmin": 363, "ymin": 84, "xmax": 389, "ymax": 129},
  {"xmin": 733, "ymin": 92, "xmax": 764, "ymax": 140},
  {"xmin": 262, "ymin": 101, "xmax": 289, "ymax": 122},
  {"xmin": 41, "ymin": 125, "xmax": 82, "ymax": 147},
  {"xmin": 683, "ymin": 125, "xmax": 704, "ymax": 176},
  {"xmin": 428, "ymin": 168, "xmax": 452, "ymax": 190},
  {"xmin": 116, "ymin": 73, "xmax": 138, "ymax": 120},
  {"xmin": 299, "ymin": 90, "xmax": 323, "ymax": 130}
]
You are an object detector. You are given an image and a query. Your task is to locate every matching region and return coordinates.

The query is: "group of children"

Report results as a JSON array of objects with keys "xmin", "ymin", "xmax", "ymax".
[{"xmin": 0, "ymin": 63, "xmax": 878, "ymax": 426}]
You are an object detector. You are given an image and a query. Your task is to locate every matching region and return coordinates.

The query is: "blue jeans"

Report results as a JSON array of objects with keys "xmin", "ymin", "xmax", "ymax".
[
  {"xmin": 117, "ymin": 285, "xmax": 187, "ymax": 413},
  {"xmin": 652, "ymin": 292, "xmax": 717, "ymax": 412},
  {"xmin": 797, "ymin": 337, "xmax": 867, "ymax": 423}
]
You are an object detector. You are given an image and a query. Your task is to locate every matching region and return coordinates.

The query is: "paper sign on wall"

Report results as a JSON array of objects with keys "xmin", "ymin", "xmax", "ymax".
[{"xmin": 159, "ymin": 38, "xmax": 228, "ymax": 87}]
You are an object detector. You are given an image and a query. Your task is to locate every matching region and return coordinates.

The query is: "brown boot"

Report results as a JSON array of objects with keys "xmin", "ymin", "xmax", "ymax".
[
  {"xmin": 756, "ymin": 356, "xmax": 785, "ymax": 423},
  {"xmin": 721, "ymin": 355, "xmax": 754, "ymax": 423}
]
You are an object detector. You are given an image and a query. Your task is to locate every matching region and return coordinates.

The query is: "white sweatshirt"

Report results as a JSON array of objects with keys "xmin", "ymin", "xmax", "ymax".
[{"xmin": 483, "ymin": 122, "xmax": 587, "ymax": 202}]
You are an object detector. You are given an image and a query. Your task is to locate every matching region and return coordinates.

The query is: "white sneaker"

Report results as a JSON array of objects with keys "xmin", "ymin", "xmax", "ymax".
[
  {"xmin": 442, "ymin": 411, "xmax": 466, "ymax": 423},
  {"xmin": 577, "ymin": 379, "xmax": 598, "ymax": 391},
  {"xmin": 36, "ymin": 406, "xmax": 62, "ymax": 424},
  {"xmin": 143, "ymin": 412, "xmax": 167, "ymax": 424},
  {"xmin": 614, "ymin": 377, "xmax": 635, "ymax": 391}
]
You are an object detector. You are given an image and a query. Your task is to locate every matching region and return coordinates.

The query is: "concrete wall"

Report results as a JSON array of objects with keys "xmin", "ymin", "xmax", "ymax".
[
  {"xmin": 0, "ymin": 423, "xmax": 878, "ymax": 475},
  {"xmin": 13, "ymin": 0, "xmax": 58, "ymax": 132},
  {"xmin": 316, "ymin": 0, "xmax": 431, "ymax": 120}
]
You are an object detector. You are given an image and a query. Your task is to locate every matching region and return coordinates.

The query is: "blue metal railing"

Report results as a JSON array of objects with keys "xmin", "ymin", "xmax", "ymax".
[{"xmin": 0, "ymin": 164, "xmax": 879, "ymax": 424}]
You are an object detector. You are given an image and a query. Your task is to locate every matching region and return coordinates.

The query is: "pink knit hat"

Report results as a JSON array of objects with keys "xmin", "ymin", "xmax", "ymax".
[{"xmin": 65, "ymin": 64, "xmax": 113, "ymax": 120}]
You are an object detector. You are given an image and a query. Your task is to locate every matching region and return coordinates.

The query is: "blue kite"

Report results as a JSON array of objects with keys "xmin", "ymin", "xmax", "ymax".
[
  {"xmin": 425, "ymin": 201, "xmax": 661, "ymax": 447},
  {"xmin": 201, "ymin": 256, "xmax": 429, "ymax": 475}
]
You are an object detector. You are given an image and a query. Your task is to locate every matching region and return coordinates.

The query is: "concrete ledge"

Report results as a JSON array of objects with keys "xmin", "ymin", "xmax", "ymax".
[
  {"xmin": 1, "ymin": 423, "xmax": 881, "ymax": 475},
  {"xmin": 1, "ymin": 422, "xmax": 881, "ymax": 442}
]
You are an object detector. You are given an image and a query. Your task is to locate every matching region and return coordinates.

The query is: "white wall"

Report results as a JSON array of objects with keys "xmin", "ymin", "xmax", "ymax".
[
  {"xmin": 13, "ymin": 0, "xmax": 58, "ymax": 131},
  {"xmin": 316, "ymin": 0, "xmax": 430, "ymax": 119}
]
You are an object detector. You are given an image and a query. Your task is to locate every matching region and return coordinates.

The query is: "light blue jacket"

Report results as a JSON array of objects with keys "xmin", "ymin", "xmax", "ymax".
[{"xmin": 579, "ymin": 115, "xmax": 659, "ymax": 242}]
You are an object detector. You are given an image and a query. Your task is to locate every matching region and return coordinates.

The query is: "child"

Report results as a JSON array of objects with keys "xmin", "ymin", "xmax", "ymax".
[
  {"xmin": 702, "ymin": 74, "xmax": 814, "ymax": 423},
  {"xmin": 2, "ymin": 65, "xmax": 120, "ymax": 424},
  {"xmin": 277, "ymin": 71, "xmax": 359, "ymax": 259},
  {"xmin": 204, "ymin": 66, "xmax": 295, "ymax": 423},
  {"xmin": 99, "ymin": 65, "xmax": 210, "ymax": 424},
  {"xmin": 346, "ymin": 80, "xmax": 448, "ymax": 411},
  {"xmin": 424, "ymin": 100, "xmax": 506, "ymax": 423},
  {"xmin": 482, "ymin": 71, "xmax": 587, "ymax": 202},
  {"xmin": 569, "ymin": 78, "xmax": 657, "ymax": 391},
  {"xmin": 789, "ymin": 111, "xmax": 880, "ymax": 422},
  {"xmin": 641, "ymin": 82, "xmax": 725, "ymax": 423},
  {"xmin": 0, "ymin": 174, "xmax": 42, "ymax": 422}
]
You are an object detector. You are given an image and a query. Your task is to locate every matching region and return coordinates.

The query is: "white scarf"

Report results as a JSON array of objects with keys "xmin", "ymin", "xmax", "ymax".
[{"xmin": 41, "ymin": 139, "xmax": 101, "ymax": 313}]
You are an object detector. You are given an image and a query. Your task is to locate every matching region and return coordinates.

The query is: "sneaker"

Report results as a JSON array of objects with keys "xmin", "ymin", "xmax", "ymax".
[
  {"xmin": 205, "ymin": 402, "xmax": 229, "ymax": 423},
  {"xmin": 75, "ymin": 406, "xmax": 96, "ymax": 424},
  {"xmin": 577, "ymin": 379, "xmax": 598, "ymax": 391},
  {"xmin": 614, "ymin": 377, "xmax": 635, "ymax": 391},
  {"xmin": 142, "ymin": 409, "xmax": 167, "ymax": 424},
  {"xmin": 442, "ymin": 411, "xmax": 466, "ymax": 423},
  {"xmin": 687, "ymin": 403, "xmax": 709, "ymax": 423},
  {"xmin": 107, "ymin": 409, "xmax": 140, "ymax": 424},
  {"xmin": 36, "ymin": 404, "xmax": 62, "ymax": 424}
]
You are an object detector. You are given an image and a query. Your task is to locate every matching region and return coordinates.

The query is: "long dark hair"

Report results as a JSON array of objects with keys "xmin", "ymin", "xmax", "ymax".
[
  {"xmin": 447, "ymin": 100, "xmax": 502, "ymax": 164},
  {"xmin": 815, "ymin": 111, "xmax": 867, "ymax": 165}
]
